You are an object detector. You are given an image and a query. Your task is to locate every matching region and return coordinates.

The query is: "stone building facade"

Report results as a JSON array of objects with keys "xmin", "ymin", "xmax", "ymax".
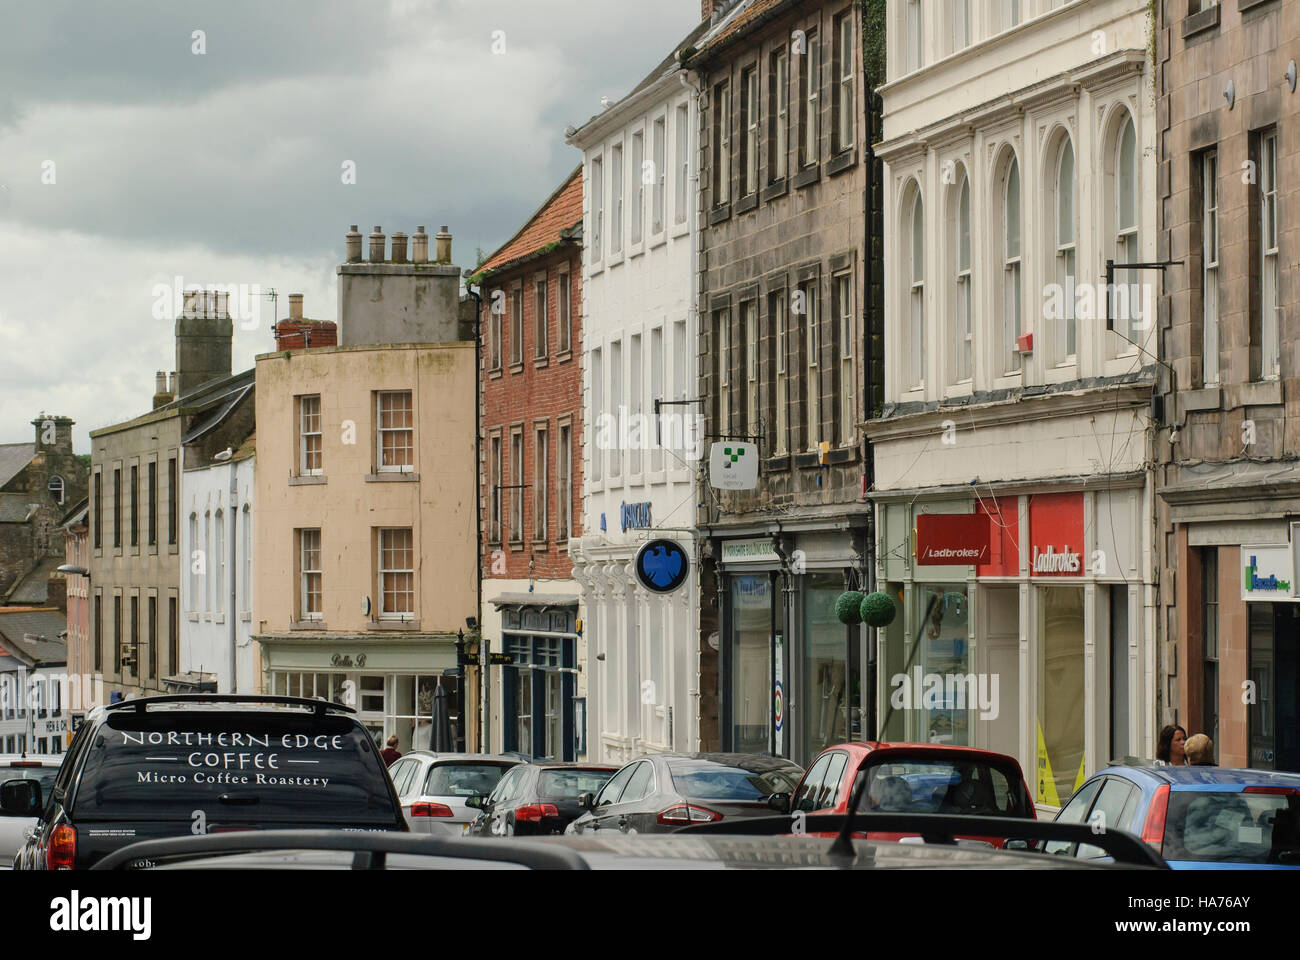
[
  {"xmin": 685, "ymin": 0, "xmax": 884, "ymax": 766},
  {"xmin": 1154, "ymin": 0, "xmax": 1299, "ymax": 771},
  {"xmin": 472, "ymin": 170, "xmax": 587, "ymax": 760},
  {"xmin": 0, "ymin": 415, "xmax": 88, "ymax": 607}
]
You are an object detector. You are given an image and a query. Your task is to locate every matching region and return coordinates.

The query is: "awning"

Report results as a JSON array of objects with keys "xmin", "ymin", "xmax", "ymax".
[{"xmin": 488, "ymin": 593, "xmax": 579, "ymax": 609}]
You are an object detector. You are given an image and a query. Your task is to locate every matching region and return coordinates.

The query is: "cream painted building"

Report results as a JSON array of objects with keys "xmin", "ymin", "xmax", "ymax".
[
  {"xmin": 253, "ymin": 227, "xmax": 479, "ymax": 752},
  {"xmin": 865, "ymin": 0, "xmax": 1159, "ymax": 810}
]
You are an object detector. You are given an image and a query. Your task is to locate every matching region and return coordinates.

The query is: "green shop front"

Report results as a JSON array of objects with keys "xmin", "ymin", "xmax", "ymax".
[
  {"xmin": 713, "ymin": 529, "xmax": 868, "ymax": 767},
  {"xmin": 255, "ymin": 632, "xmax": 462, "ymax": 753}
]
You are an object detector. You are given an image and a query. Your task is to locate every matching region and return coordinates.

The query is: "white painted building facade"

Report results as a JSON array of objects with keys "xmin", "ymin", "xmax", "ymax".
[
  {"xmin": 180, "ymin": 453, "xmax": 255, "ymax": 693},
  {"xmin": 865, "ymin": 0, "xmax": 1159, "ymax": 810},
  {"xmin": 568, "ymin": 38, "xmax": 706, "ymax": 764}
]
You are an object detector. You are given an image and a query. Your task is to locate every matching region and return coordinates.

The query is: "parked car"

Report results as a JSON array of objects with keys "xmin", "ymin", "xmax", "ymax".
[
  {"xmin": 767, "ymin": 743, "xmax": 1035, "ymax": 847},
  {"xmin": 388, "ymin": 752, "xmax": 521, "ymax": 836},
  {"xmin": 1047, "ymin": 764, "xmax": 1300, "ymax": 869},
  {"xmin": 1, "ymin": 695, "xmax": 406, "ymax": 870},
  {"xmin": 0, "ymin": 755, "xmax": 64, "ymax": 868},
  {"xmin": 566, "ymin": 753, "xmax": 803, "ymax": 835},
  {"xmin": 467, "ymin": 762, "xmax": 618, "ymax": 837}
]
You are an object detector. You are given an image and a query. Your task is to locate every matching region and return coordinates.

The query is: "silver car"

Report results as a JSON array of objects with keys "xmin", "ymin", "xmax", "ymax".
[
  {"xmin": 388, "ymin": 752, "xmax": 521, "ymax": 837},
  {"xmin": 0, "ymin": 755, "xmax": 63, "ymax": 869}
]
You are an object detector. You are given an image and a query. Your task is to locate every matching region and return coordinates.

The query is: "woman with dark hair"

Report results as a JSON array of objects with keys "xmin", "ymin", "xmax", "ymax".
[{"xmin": 1156, "ymin": 724, "xmax": 1187, "ymax": 766}]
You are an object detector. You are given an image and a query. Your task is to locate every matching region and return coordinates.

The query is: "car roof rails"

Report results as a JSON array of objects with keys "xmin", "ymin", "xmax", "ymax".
[{"xmin": 103, "ymin": 694, "xmax": 356, "ymax": 717}]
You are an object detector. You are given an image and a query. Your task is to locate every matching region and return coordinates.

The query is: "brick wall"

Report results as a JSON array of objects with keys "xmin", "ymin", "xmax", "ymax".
[{"xmin": 480, "ymin": 247, "xmax": 585, "ymax": 582}]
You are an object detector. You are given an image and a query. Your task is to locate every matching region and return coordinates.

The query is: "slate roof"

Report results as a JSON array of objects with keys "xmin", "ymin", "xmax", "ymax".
[
  {"xmin": 0, "ymin": 442, "xmax": 35, "ymax": 491},
  {"xmin": 0, "ymin": 493, "xmax": 38, "ymax": 524},
  {"xmin": 474, "ymin": 167, "xmax": 584, "ymax": 281},
  {"xmin": 59, "ymin": 496, "xmax": 89, "ymax": 529},
  {"xmin": 0, "ymin": 608, "xmax": 67, "ymax": 667},
  {"xmin": 684, "ymin": 0, "xmax": 797, "ymax": 65},
  {"xmin": 2, "ymin": 558, "xmax": 64, "ymax": 605}
]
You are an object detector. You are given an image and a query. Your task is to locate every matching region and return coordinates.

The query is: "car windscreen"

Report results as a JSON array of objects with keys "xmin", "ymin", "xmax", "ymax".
[
  {"xmin": 71, "ymin": 711, "xmax": 398, "ymax": 825},
  {"xmin": 667, "ymin": 760, "xmax": 801, "ymax": 801},
  {"xmin": 422, "ymin": 763, "xmax": 510, "ymax": 798},
  {"xmin": 1, "ymin": 765, "xmax": 59, "ymax": 798},
  {"xmin": 539, "ymin": 768, "xmax": 616, "ymax": 799},
  {"xmin": 1162, "ymin": 789, "xmax": 1300, "ymax": 864},
  {"xmin": 856, "ymin": 757, "xmax": 1029, "ymax": 816}
]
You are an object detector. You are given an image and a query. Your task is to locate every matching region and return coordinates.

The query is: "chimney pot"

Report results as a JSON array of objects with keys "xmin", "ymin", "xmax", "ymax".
[
  {"xmin": 345, "ymin": 224, "xmax": 363, "ymax": 262},
  {"xmin": 412, "ymin": 226, "xmax": 429, "ymax": 264},
  {"xmin": 155, "ymin": 371, "xmax": 167, "ymax": 393},
  {"xmin": 391, "ymin": 232, "xmax": 408, "ymax": 262},
  {"xmin": 368, "ymin": 226, "xmax": 386, "ymax": 263},
  {"xmin": 435, "ymin": 226, "xmax": 452, "ymax": 263},
  {"xmin": 288, "ymin": 294, "xmax": 304, "ymax": 320}
]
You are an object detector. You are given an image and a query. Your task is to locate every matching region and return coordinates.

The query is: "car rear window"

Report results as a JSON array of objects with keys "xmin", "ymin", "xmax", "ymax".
[
  {"xmin": 857, "ymin": 757, "xmax": 1029, "ymax": 817},
  {"xmin": 71, "ymin": 710, "xmax": 398, "ymax": 825},
  {"xmin": 1162, "ymin": 789, "xmax": 1300, "ymax": 864},
  {"xmin": 539, "ymin": 768, "xmax": 616, "ymax": 799},
  {"xmin": 423, "ymin": 763, "xmax": 510, "ymax": 798},
  {"xmin": 1, "ymin": 765, "xmax": 59, "ymax": 797},
  {"xmin": 667, "ymin": 760, "xmax": 801, "ymax": 801}
]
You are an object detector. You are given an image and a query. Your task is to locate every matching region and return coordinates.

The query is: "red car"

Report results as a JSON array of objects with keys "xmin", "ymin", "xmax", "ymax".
[{"xmin": 773, "ymin": 742, "xmax": 1036, "ymax": 847}]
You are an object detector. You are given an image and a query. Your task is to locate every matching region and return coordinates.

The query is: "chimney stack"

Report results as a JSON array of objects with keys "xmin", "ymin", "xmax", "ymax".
[
  {"xmin": 368, "ymin": 226, "xmax": 386, "ymax": 263},
  {"xmin": 435, "ymin": 226, "xmax": 452, "ymax": 263},
  {"xmin": 412, "ymin": 226, "xmax": 429, "ymax": 263},
  {"xmin": 153, "ymin": 371, "xmax": 172, "ymax": 409},
  {"xmin": 346, "ymin": 225, "xmax": 363, "ymax": 262},
  {"xmin": 289, "ymin": 294, "xmax": 304, "ymax": 320},
  {"xmin": 391, "ymin": 232, "xmax": 408, "ymax": 262},
  {"xmin": 274, "ymin": 296, "xmax": 338, "ymax": 352}
]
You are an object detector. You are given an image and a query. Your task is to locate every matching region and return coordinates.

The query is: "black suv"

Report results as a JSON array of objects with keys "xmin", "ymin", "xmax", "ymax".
[{"xmin": 0, "ymin": 695, "xmax": 406, "ymax": 869}]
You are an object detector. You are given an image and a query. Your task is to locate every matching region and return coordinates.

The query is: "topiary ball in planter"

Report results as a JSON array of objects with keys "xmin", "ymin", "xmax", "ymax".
[
  {"xmin": 835, "ymin": 591, "xmax": 865, "ymax": 625},
  {"xmin": 860, "ymin": 591, "xmax": 897, "ymax": 629}
]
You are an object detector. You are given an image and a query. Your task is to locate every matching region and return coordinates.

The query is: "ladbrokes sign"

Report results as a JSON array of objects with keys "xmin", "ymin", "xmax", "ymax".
[{"xmin": 915, "ymin": 514, "xmax": 990, "ymax": 565}]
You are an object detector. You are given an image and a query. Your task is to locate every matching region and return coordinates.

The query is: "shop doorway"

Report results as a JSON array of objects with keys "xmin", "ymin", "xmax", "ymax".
[
  {"xmin": 729, "ymin": 575, "xmax": 774, "ymax": 755},
  {"xmin": 1251, "ymin": 603, "xmax": 1300, "ymax": 772},
  {"xmin": 978, "ymin": 586, "xmax": 1019, "ymax": 759}
]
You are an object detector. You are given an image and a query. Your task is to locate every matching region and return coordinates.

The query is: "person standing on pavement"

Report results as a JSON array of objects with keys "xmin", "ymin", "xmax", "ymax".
[
  {"xmin": 1184, "ymin": 734, "xmax": 1216, "ymax": 766},
  {"xmin": 1156, "ymin": 724, "xmax": 1188, "ymax": 766},
  {"xmin": 380, "ymin": 734, "xmax": 402, "ymax": 767}
]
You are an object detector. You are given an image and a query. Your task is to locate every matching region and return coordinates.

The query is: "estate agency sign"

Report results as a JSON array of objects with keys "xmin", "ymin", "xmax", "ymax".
[
  {"xmin": 1241, "ymin": 544, "xmax": 1295, "ymax": 601},
  {"xmin": 915, "ymin": 514, "xmax": 990, "ymax": 565}
]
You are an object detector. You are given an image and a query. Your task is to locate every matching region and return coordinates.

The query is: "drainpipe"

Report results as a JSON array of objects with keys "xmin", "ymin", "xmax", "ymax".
[
  {"xmin": 229, "ymin": 462, "xmax": 238, "ymax": 693},
  {"xmin": 467, "ymin": 280, "xmax": 484, "ymax": 754}
]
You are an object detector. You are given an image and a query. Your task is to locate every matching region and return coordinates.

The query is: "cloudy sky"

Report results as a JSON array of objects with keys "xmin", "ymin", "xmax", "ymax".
[{"xmin": 0, "ymin": 0, "xmax": 699, "ymax": 451}]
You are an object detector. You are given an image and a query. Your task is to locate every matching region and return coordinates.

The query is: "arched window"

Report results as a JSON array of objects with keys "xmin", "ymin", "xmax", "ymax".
[
  {"xmin": 1112, "ymin": 112, "xmax": 1140, "ymax": 342},
  {"xmin": 1053, "ymin": 136, "xmax": 1077, "ymax": 364},
  {"xmin": 47, "ymin": 475, "xmax": 65, "ymax": 505},
  {"xmin": 1001, "ymin": 153, "xmax": 1022, "ymax": 374},
  {"xmin": 188, "ymin": 513, "xmax": 198, "ymax": 612},
  {"xmin": 203, "ymin": 511, "xmax": 211, "ymax": 613},
  {"xmin": 215, "ymin": 509, "xmax": 224, "ymax": 615},
  {"xmin": 953, "ymin": 169, "xmax": 972, "ymax": 383},
  {"xmin": 242, "ymin": 503, "xmax": 252, "ymax": 614},
  {"xmin": 904, "ymin": 185, "xmax": 926, "ymax": 391}
]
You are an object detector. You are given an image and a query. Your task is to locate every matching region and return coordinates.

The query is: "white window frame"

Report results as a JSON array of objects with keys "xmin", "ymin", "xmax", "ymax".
[
  {"xmin": 611, "ymin": 142, "xmax": 624, "ymax": 254},
  {"xmin": 906, "ymin": 0, "xmax": 923, "ymax": 74},
  {"xmin": 609, "ymin": 339, "xmax": 623, "ymax": 478},
  {"xmin": 772, "ymin": 47, "xmax": 789, "ymax": 182},
  {"xmin": 591, "ymin": 155, "xmax": 604, "ymax": 262},
  {"xmin": 675, "ymin": 104, "xmax": 690, "ymax": 225},
  {"xmin": 801, "ymin": 29, "xmax": 819, "ymax": 167},
  {"xmin": 489, "ymin": 290, "xmax": 503, "ymax": 369},
  {"xmin": 837, "ymin": 273, "xmax": 855, "ymax": 445},
  {"xmin": 836, "ymin": 12, "xmax": 854, "ymax": 154},
  {"xmin": 1003, "ymin": 156, "xmax": 1023, "ymax": 375},
  {"xmin": 949, "ymin": 0, "xmax": 970, "ymax": 53},
  {"xmin": 510, "ymin": 429, "xmax": 524, "ymax": 541},
  {"xmin": 215, "ymin": 509, "xmax": 224, "ymax": 615},
  {"xmin": 715, "ymin": 82, "xmax": 731, "ymax": 205},
  {"xmin": 743, "ymin": 66, "xmax": 759, "ymax": 197},
  {"xmin": 804, "ymin": 281, "xmax": 820, "ymax": 450},
  {"xmin": 1113, "ymin": 114, "xmax": 1140, "ymax": 346},
  {"xmin": 377, "ymin": 527, "xmax": 414, "ymax": 621},
  {"xmin": 590, "ymin": 348, "xmax": 603, "ymax": 484},
  {"xmin": 299, "ymin": 394, "xmax": 322, "ymax": 475},
  {"xmin": 630, "ymin": 333, "xmax": 643, "ymax": 476},
  {"xmin": 718, "ymin": 312, "xmax": 731, "ymax": 435},
  {"xmin": 557, "ymin": 266, "xmax": 572, "ymax": 354},
  {"xmin": 650, "ymin": 326, "xmax": 664, "ymax": 473},
  {"xmin": 300, "ymin": 528, "xmax": 322, "ymax": 621},
  {"xmin": 1054, "ymin": 139, "xmax": 1077, "ymax": 366},
  {"xmin": 1261, "ymin": 130, "xmax": 1280, "ymax": 381},
  {"xmin": 908, "ymin": 190, "xmax": 926, "ymax": 391},
  {"xmin": 533, "ymin": 423, "xmax": 549, "ymax": 542},
  {"xmin": 631, "ymin": 129, "xmax": 645, "ymax": 246},
  {"xmin": 954, "ymin": 172, "xmax": 972, "ymax": 384},
  {"xmin": 510, "ymin": 285, "xmax": 524, "ymax": 365},
  {"xmin": 489, "ymin": 433, "xmax": 502, "ymax": 543},
  {"xmin": 376, "ymin": 390, "xmax": 414, "ymax": 473},
  {"xmin": 775, "ymin": 293, "xmax": 788, "ymax": 455},
  {"xmin": 188, "ymin": 512, "xmax": 199, "ymax": 612},
  {"xmin": 652, "ymin": 115, "xmax": 666, "ymax": 235},
  {"xmin": 534, "ymin": 274, "xmax": 548, "ymax": 359},
  {"xmin": 745, "ymin": 301, "xmax": 759, "ymax": 437},
  {"xmin": 558, "ymin": 422, "xmax": 572, "ymax": 541}
]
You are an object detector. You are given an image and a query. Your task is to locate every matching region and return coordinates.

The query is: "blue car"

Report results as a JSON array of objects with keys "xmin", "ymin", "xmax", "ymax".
[{"xmin": 1048, "ymin": 765, "xmax": 1300, "ymax": 869}]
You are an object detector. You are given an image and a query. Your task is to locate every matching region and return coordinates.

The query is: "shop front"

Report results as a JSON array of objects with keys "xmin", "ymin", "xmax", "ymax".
[
  {"xmin": 492, "ymin": 600, "xmax": 580, "ymax": 762},
  {"xmin": 873, "ymin": 482, "xmax": 1152, "ymax": 809},
  {"xmin": 714, "ymin": 528, "xmax": 866, "ymax": 768},
  {"xmin": 256, "ymin": 634, "xmax": 461, "ymax": 754}
]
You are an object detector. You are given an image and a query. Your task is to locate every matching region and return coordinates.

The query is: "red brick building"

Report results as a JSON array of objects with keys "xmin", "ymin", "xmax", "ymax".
[{"xmin": 472, "ymin": 166, "xmax": 587, "ymax": 759}]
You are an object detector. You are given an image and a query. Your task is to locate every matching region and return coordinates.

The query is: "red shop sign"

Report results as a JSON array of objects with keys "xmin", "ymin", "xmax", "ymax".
[
  {"xmin": 1029, "ymin": 492, "xmax": 1084, "ymax": 576},
  {"xmin": 916, "ymin": 514, "xmax": 991, "ymax": 565}
]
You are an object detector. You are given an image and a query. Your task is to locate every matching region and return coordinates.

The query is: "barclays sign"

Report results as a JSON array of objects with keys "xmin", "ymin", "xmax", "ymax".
[{"xmin": 620, "ymin": 501, "xmax": 653, "ymax": 533}]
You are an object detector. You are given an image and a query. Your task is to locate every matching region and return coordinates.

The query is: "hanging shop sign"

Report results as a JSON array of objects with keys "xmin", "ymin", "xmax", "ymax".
[
  {"xmin": 709, "ymin": 441, "xmax": 759, "ymax": 490},
  {"xmin": 915, "ymin": 514, "xmax": 990, "ymax": 565},
  {"xmin": 1242, "ymin": 544, "xmax": 1295, "ymax": 601},
  {"xmin": 634, "ymin": 539, "xmax": 690, "ymax": 594}
]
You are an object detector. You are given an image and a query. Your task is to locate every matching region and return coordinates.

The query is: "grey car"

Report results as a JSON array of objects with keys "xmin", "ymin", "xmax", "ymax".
[
  {"xmin": 0, "ymin": 755, "xmax": 64, "ymax": 869},
  {"xmin": 388, "ymin": 752, "xmax": 521, "ymax": 837},
  {"xmin": 566, "ymin": 753, "xmax": 803, "ymax": 836}
]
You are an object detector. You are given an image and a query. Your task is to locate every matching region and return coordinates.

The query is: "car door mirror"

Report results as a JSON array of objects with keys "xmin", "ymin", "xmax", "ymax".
[
  {"xmin": 0, "ymin": 779, "xmax": 42, "ymax": 817},
  {"xmin": 578, "ymin": 792, "xmax": 594, "ymax": 811},
  {"xmin": 767, "ymin": 792, "xmax": 792, "ymax": 814},
  {"xmin": 1003, "ymin": 839, "xmax": 1030, "ymax": 852}
]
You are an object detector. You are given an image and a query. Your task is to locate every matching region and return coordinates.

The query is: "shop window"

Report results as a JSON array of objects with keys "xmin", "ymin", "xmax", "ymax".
[
  {"xmin": 803, "ymin": 574, "xmax": 849, "ymax": 760},
  {"xmin": 1037, "ymin": 586, "xmax": 1085, "ymax": 806},
  {"xmin": 909, "ymin": 585, "xmax": 971, "ymax": 746},
  {"xmin": 730, "ymin": 575, "xmax": 774, "ymax": 754},
  {"xmin": 1202, "ymin": 548, "xmax": 1219, "ymax": 746},
  {"xmin": 1248, "ymin": 604, "xmax": 1275, "ymax": 768},
  {"xmin": 1109, "ymin": 587, "xmax": 1130, "ymax": 759}
]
